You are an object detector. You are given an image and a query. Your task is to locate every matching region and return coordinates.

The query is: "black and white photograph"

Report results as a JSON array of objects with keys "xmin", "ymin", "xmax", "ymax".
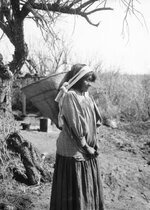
[{"xmin": 0, "ymin": 1, "xmax": 150, "ymax": 210}]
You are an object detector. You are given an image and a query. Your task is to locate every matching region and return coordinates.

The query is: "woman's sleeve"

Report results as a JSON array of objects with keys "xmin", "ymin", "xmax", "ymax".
[
  {"xmin": 90, "ymin": 96, "xmax": 102, "ymax": 127},
  {"xmin": 62, "ymin": 92, "xmax": 87, "ymax": 147}
]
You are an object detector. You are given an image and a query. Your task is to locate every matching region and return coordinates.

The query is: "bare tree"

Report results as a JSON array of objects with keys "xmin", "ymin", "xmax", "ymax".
[
  {"xmin": 29, "ymin": 33, "xmax": 72, "ymax": 76},
  {"xmin": 0, "ymin": 0, "xmax": 141, "ymax": 133},
  {"xmin": 0, "ymin": 0, "xmax": 140, "ymax": 75}
]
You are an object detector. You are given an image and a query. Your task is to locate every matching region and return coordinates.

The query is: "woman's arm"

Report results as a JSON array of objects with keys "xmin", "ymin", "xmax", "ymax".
[
  {"xmin": 62, "ymin": 91, "xmax": 87, "ymax": 146},
  {"xmin": 62, "ymin": 91, "xmax": 99, "ymax": 157}
]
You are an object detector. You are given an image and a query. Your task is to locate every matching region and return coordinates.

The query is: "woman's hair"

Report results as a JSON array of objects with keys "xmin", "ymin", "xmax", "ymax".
[{"xmin": 64, "ymin": 63, "xmax": 97, "ymax": 91}]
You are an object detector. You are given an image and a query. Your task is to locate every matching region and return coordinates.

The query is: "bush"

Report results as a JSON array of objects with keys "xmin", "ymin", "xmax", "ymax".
[{"xmin": 92, "ymin": 71, "xmax": 150, "ymax": 122}]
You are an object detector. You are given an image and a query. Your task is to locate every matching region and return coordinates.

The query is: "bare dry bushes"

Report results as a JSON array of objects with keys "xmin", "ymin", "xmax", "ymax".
[{"xmin": 91, "ymin": 72, "xmax": 150, "ymax": 123}]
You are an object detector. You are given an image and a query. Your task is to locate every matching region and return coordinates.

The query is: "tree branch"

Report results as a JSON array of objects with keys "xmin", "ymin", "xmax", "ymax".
[
  {"xmin": 31, "ymin": 2, "xmax": 113, "ymax": 26},
  {"xmin": 77, "ymin": 0, "xmax": 98, "ymax": 11},
  {"xmin": 20, "ymin": 0, "xmax": 36, "ymax": 20},
  {"xmin": 86, "ymin": 7, "xmax": 113, "ymax": 15},
  {"xmin": 68, "ymin": 0, "xmax": 81, "ymax": 9},
  {"xmin": 0, "ymin": 31, "xmax": 4, "ymax": 40},
  {"xmin": 80, "ymin": 14, "xmax": 100, "ymax": 27},
  {"xmin": 0, "ymin": 21, "xmax": 11, "ymax": 38},
  {"xmin": 11, "ymin": 0, "xmax": 20, "ymax": 19},
  {"xmin": 0, "ymin": 21, "xmax": 6, "ymax": 31}
]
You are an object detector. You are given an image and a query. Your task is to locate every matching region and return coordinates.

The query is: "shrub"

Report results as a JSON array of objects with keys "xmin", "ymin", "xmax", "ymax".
[{"xmin": 92, "ymin": 71, "xmax": 150, "ymax": 122}]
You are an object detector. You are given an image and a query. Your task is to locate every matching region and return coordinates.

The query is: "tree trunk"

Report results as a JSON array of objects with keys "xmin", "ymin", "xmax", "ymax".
[
  {"xmin": 0, "ymin": 18, "xmax": 28, "ymax": 171},
  {"xmin": 0, "ymin": 78, "xmax": 15, "ymax": 136},
  {"xmin": 8, "ymin": 20, "xmax": 28, "ymax": 75},
  {"xmin": 0, "ymin": 78, "xmax": 15, "ymax": 176},
  {"xmin": 0, "ymin": 19, "xmax": 28, "ymax": 133}
]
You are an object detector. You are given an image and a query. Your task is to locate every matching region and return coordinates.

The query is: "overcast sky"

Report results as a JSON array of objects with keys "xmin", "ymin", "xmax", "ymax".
[
  {"xmin": 1, "ymin": 1, "xmax": 150, "ymax": 75},
  {"xmin": 55, "ymin": 1, "xmax": 150, "ymax": 75}
]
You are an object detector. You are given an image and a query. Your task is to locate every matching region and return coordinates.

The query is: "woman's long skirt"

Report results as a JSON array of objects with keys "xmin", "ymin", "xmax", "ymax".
[{"xmin": 50, "ymin": 154, "xmax": 104, "ymax": 210}]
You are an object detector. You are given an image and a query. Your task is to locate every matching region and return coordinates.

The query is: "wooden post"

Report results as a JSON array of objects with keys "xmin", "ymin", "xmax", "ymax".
[{"xmin": 22, "ymin": 92, "xmax": 26, "ymax": 116}]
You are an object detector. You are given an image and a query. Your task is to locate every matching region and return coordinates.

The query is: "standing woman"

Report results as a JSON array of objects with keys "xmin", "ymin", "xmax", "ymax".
[{"xmin": 50, "ymin": 64, "xmax": 104, "ymax": 210}]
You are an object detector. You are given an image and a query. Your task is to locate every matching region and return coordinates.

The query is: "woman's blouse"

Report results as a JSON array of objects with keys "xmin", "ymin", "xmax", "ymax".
[{"xmin": 56, "ymin": 89, "xmax": 101, "ymax": 161}]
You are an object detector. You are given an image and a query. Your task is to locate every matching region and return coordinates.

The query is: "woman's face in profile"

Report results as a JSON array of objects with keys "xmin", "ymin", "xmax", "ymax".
[
  {"xmin": 71, "ymin": 71, "xmax": 96, "ymax": 93},
  {"xmin": 80, "ymin": 74, "xmax": 93, "ymax": 92}
]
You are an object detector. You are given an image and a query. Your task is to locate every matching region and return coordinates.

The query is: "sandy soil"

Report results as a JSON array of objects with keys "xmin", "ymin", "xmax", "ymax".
[{"xmin": 2, "ymin": 115, "xmax": 150, "ymax": 210}]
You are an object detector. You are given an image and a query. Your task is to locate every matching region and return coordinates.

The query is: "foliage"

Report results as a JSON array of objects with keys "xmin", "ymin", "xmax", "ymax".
[{"xmin": 92, "ymin": 71, "xmax": 150, "ymax": 122}]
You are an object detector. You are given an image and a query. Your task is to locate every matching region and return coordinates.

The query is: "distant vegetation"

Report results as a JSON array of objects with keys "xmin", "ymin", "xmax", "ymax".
[
  {"xmin": 12, "ymin": 70, "xmax": 150, "ymax": 123},
  {"xmin": 91, "ymin": 71, "xmax": 150, "ymax": 122}
]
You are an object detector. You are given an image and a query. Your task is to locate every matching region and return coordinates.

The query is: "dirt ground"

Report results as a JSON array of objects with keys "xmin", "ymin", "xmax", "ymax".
[{"xmin": 2, "ymin": 115, "xmax": 150, "ymax": 210}]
